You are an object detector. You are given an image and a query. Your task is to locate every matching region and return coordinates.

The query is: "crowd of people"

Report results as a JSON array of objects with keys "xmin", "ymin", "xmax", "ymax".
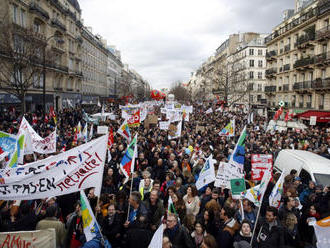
[{"xmin": 0, "ymin": 101, "xmax": 329, "ymax": 248}]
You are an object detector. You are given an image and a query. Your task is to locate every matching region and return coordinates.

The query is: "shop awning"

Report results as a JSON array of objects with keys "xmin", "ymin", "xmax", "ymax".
[{"xmin": 295, "ymin": 110, "xmax": 330, "ymax": 123}]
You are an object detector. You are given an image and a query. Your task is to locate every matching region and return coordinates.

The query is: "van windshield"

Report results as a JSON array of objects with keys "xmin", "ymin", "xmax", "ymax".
[{"xmin": 313, "ymin": 173, "xmax": 330, "ymax": 187}]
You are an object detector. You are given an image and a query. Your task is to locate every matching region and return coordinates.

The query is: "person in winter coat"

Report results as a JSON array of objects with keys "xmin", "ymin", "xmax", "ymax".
[
  {"xmin": 65, "ymin": 202, "xmax": 84, "ymax": 248},
  {"xmin": 144, "ymin": 189, "xmax": 165, "ymax": 231},
  {"xmin": 124, "ymin": 191, "xmax": 149, "ymax": 229},
  {"xmin": 164, "ymin": 213, "xmax": 195, "ymax": 248},
  {"xmin": 278, "ymin": 196, "xmax": 301, "ymax": 224},
  {"xmin": 233, "ymin": 219, "xmax": 253, "ymax": 247},
  {"xmin": 253, "ymin": 206, "xmax": 285, "ymax": 248},
  {"xmin": 283, "ymin": 213, "xmax": 303, "ymax": 248},
  {"xmin": 216, "ymin": 206, "xmax": 240, "ymax": 248},
  {"xmin": 299, "ymin": 181, "xmax": 315, "ymax": 205},
  {"xmin": 100, "ymin": 203, "xmax": 123, "ymax": 248},
  {"xmin": 236, "ymin": 199, "xmax": 257, "ymax": 229}
]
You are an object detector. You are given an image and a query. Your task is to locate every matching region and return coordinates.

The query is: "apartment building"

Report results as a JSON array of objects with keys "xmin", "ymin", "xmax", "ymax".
[
  {"xmin": 81, "ymin": 26, "xmax": 108, "ymax": 104},
  {"xmin": 265, "ymin": 0, "xmax": 330, "ymax": 113},
  {"xmin": 107, "ymin": 46, "xmax": 123, "ymax": 98},
  {"xmin": 0, "ymin": 0, "xmax": 84, "ymax": 111}
]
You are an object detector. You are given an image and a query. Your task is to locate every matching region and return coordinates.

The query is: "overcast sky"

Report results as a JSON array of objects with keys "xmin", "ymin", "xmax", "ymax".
[{"xmin": 79, "ymin": 0, "xmax": 293, "ymax": 89}]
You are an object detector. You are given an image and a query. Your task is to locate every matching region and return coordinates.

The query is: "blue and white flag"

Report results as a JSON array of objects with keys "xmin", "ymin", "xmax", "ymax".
[{"xmin": 196, "ymin": 155, "xmax": 216, "ymax": 190}]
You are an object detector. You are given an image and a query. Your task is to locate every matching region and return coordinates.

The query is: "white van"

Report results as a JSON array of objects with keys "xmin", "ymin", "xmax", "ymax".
[{"xmin": 274, "ymin": 149, "xmax": 330, "ymax": 186}]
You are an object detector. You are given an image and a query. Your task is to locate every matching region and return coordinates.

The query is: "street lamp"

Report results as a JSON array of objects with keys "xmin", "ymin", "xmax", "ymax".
[{"xmin": 42, "ymin": 35, "xmax": 64, "ymax": 118}]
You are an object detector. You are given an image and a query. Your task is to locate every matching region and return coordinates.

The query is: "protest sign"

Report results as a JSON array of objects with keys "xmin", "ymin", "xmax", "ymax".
[
  {"xmin": 230, "ymin": 178, "xmax": 246, "ymax": 199},
  {"xmin": 310, "ymin": 116, "xmax": 317, "ymax": 126},
  {"xmin": 251, "ymin": 154, "xmax": 273, "ymax": 181},
  {"xmin": 97, "ymin": 126, "xmax": 108, "ymax": 135},
  {"xmin": 0, "ymin": 229, "xmax": 56, "ymax": 248},
  {"xmin": 195, "ymin": 126, "xmax": 205, "ymax": 133},
  {"xmin": 127, "ymin": 109, "xmax": 141, "ymax": 127},
  {"xmin": 159, "ymin": 121, "xmax": 170, "ymax": 130},
  {"xmin": 214, "ymin": 162, "xmax": 244, "ymax": 188},
  {"xmin": 166, "ymin": 110, "xmax": 182, "ymax": 123},
  {"xmin": 0, "ymin": 135, "xmax": 107, "ymax": 200}
]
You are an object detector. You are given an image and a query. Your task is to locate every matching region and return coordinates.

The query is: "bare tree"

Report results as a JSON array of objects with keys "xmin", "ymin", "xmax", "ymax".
[
  {"xmin": 0, "ymin": 20, "xmax": 46, "ymax": 113},
  {"xmin": 169, "ymin": 81, "xmax": 191, "ymax": 101},
  {"xmin": 208, "ymin": 61, "xmax": 250, "ymax": 107}
]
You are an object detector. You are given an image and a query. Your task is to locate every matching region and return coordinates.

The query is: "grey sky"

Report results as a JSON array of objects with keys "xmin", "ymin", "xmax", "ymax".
[{"xmin": 79, "ymin": 0, "xmax": 294, "ymax": 89}]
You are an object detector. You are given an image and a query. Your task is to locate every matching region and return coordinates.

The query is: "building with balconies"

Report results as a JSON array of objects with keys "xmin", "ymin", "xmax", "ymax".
[
  {"xmin": 265, "ymin": 0, "xmax": 330, "ymax": 114},
  {"xmin": 106, "ymin": 46, "xmax": 123, "ymax": 99},
  {"xmin": 0, "ymin": 0, "xmax": 83, "ymax": 111},
  {"xmin": 81, "ymin": 26, "xmax": 109, "ymax": 104}
]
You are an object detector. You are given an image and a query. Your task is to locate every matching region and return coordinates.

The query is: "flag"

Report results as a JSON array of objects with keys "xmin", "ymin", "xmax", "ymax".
[
  {"xmin": 312, "ymin": 216, "xmax": 330, "ymax": 248},
  {"xmin": 80, "ymin": 190, "xmax": 103, "ymax": 242},
  {"xmin": 120, "ymin": 134, "xmax": 137, "ymax": 182},
  {"xmin": 241, "ymin": 169, "xmax": 272, "ymax": 207},
  {"xmin": 127, "ymin": 109, "xmax": 141, "ymax": 127},
  {"xmin": 44, "ymin": 114, "xmax": 49, "ymax": 124},
  {"xmin": 284, "ymin": 110, "xmax": 294, "ymax": 122},
  {"xmin": 118, "ymin": 119, "xmax": 131, "ymax": 141},
  {"xmin": 269, "ymin": 170, "xmax": 285, "ymax": 208},
  {"xmin": 168, "ymin": 195, "xmax": 177, "ymax": 214},
  {"xmin": 77, "ymin": 122, "xmax": 82, "ymax": 139},
  {"xmin": 0, "ymin": 147, "xmax": 8, "ymax": 162},
  {"xmin": 248, "ymin": 112, "xmax": 254, "ymax": 124},
  {"xmin": 60, "ymin": 144, "xmax": 66, "ymax": 153},
  {"xmin": 97, "ymin": 100, "xmax": 101, "ymax": 107},
  {"xmin": 205, "ymin": 108, "xmax": 213, "ymax": 114},
  {"xmin": 273, "ymin": 107, "xmax": 283, "ymax": 121},
  {"xmin": 107, "ymin": 127, "xmax": 114, "ymax": 150},
  {"xmin": 89, "ymin": 124, "xmax": 93, "ymax": 141},
  {"xmin": 216, "ymin": 105, "xmax": 224, "ymax": 112},
  {"xmin": 219, "ymin": 120, "xmax": 235, "ymax": 137},
  {"xmin": 101, "ymin": 104, "xmax": 105, "ymax": 121},
  {"xmin": 49, "ymin": 106, "xmax": 57, "ymax": 124},
  {"xmin": 229, "ymin": 125, "xmax": 246, "ymax": 169},
  {"xmin": 72, "ymin": 127, "xmax": 78, "ymax": 146},
  {"xmin": 82, "ymin": 124, "xmax": 88, "ymax": 143},
  {"xmin": 148, "ymin": 223, "xmax": 163, "ymax": 248},
  {"xmin": 196, "ymin": 155, "xmax": 216, "ymax": 190}
]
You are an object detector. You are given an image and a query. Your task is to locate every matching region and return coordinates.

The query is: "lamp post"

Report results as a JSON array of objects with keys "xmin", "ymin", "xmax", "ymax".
[{"xmin": 42, "ymin": 35, "xmax": 63, "ymax": 118}]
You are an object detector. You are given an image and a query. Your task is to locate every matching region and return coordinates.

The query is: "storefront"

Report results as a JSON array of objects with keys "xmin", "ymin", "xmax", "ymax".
[
  {"xmin": 295, "ymin": 110, "xmax": 330, "ymax": 123},
  {"xmin": 58, "ymin": 93, "xmax": 82, "ymax": 110}
]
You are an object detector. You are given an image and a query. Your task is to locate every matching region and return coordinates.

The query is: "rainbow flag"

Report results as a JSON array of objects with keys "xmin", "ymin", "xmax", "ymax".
[
  {"xmin": 219, "ymin": 120, "xmax": 235, "ymax": 137},
  {"xmin": 118, "ymin": 119, "xmax": 131, "ymax": 141},
  {"xmin": 0, "ymin": 131, "xmax": 24, "ymax": 168},
  {"xmin": 120, "ymin": 134, "xmax": 137, "ymax": 182}
]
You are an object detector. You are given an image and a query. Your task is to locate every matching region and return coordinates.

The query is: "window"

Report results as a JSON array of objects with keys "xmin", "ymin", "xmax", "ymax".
[
  {"xmin": 294, "ymin": 74, "xmax": 297, "ymax": 82},
  {"xmin": 33, "ymin": 73, "xmax": 43, "ymax": 88},
  {"xmin": 249, "ymin": 60, "xmax": 254, "ymax": 67},
  {"xmin": 258, "ymin": 72, "xmax": 262, "ymax": 79},
  {"xmin": 12, "ymin": 4, "xmax": 18, "ymax": 24},
  {"xmin": 33, "ymin": 20, "xmax": 42, "ymax": 33},
  {"xmin": 258, "ymin": 49, "xmax": 262, "ymax": 56},
  {"xmin": 322, "ymin": 69, "xmax": 326, "ymax": 79},
  {"xmin": 322, "ymin": 44, "xmax": 327, "ymax": 53},
  {"xmin": 319, "ymin": 94, "xmax": 324, "ymax": 106},
  {"xmin": 20, "ymin": 9, "xmax": 26, "ymax": 27},
  {"xmin": 249, "ymin": 49, "xmax": 254, "ymax": 55},
  {"xmin": 308, "ymin": 95, "xmax": 312, "ymax": 103},
  {"xmin": 249, "ymin": 71, "xmax": 254, "ymax": 79},
  {"xmin": 13, "ymin": 35, "xmax": 24, "ymax": 53},
  {"xmin": 11, "ymin": 68, "xmax": 23, "ymax": 86},
  {"xmin": 249, "ymin": 95, "xmax": 254, "ymax": 102},
  {"xmin": 258, "ymin": 60, "xmax": 263, "ymax": 67}
]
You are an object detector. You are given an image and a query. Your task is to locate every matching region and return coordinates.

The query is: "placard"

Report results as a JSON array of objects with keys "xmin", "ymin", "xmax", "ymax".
[
  {"xmin": 214, "ymin": 162, "xmax": 244, "ymax": 188},
  {"xmin": 97, "ymin": 126, "xmax": 108, "ymax": 134},
  {"xmin": 310, "ymin": 116, "xmax": 317, "ymax": 126},
  {"xmin": 251, "ymin": 154, "xmax": 273, "ymax": 181}
]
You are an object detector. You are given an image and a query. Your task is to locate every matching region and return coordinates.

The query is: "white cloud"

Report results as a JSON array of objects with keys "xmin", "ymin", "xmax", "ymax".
[{"xmin": 79, "ymin": 0, "xmax": 292, "ymax": 89}]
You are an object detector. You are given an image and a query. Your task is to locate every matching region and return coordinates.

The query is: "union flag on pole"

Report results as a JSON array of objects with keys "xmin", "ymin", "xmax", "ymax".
[
  {"xmin": 120, "ymin": 134, "xmax": 137, "ymax": 182},
  {"xmin": 49, "ymin": 106, "xmax": 57, "ymax": 124},
  {"xmin": 108, "ymin": 127, "xmax": 114, "ymax": 150},
  {"xmin": 219, "ymin": 120, "xmax": 235, "ymax": 137},
  {"xmin": 127, "ymin": 109, "xmax": 141, "ymax": 127}
]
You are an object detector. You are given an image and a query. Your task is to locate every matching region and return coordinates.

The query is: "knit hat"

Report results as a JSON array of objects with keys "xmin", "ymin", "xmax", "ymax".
[{"xmin": 233, "ymin": 241, "xmax": 251, "ymax": 248}]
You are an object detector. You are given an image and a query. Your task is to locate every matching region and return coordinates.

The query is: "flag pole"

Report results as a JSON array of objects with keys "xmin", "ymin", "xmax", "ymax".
[
  {"xmin": 249, "ymin": 180, "xmax": 269, "ymax": 246},
  {"xmin": 126, "ymin": 174, "xmax": 134, "ymax": 222}
]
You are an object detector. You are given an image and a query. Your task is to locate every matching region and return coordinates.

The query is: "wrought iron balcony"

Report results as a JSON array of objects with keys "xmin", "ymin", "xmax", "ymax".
[
  {"xmin": 265, "ymin": 68, "xmax": 277, "ymax": 76},
  {"xmin": 266, "ymin": 50, "xmax": 277, "ymax": 58},
  {"xmin": 311, "ymin": 78, "xmax": 330, "ymax": 90},
  {"xmin": 29, "ymin": 2, "xmax": 50, "ymax": 20},
  {"xmin": 284, "ymin": 44, "xmax": 291, "ymax": 52},
  {"xmin": 51, "ymin": 18, "xmax": 66, "ymax": 32},
  {"xmin": 314, "ymin": 52, "xmax": 330, "ymax": 65},
  {"xmin": 306, "ymin": 102, "xmax": 312, "ymax": 108},
  {"xmin": 293, "ymin": 81, "xmax": 312, "ymax": 90},
  {"xmin": 297, "ymin": 31, "xmax": 315, "ymax": 48},
  {"xmin": 293, "ymin": 56, "xmax": 315, "ymax": 69},
  {"xmin": 264, "ymin": 86, "xmax": 276, "ymax": 93},
  {"xmin": 318, "ymin": 0, "xmax": 330, "ymax": 16},
  {"xmin": 316, "ymin": 25, "xmax": 330, "ymax": 41}
]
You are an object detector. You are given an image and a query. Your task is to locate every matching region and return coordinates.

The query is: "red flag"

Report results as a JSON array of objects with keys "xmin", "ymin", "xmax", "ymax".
[
  {"xmin": 32, "ymin": 114, "xmax": 38, "ymax": 125},
  {"xmin": 72, "ymin": 127, "xmax": 78, "ymax": 146},
  {"xmin": 127, "ymin": 109, "xmax": 141, "ymax": 127},
  {"xmin": 273, "ymin": 107, "xmax": 283, "ymax": 121},
  {"xmin": 107, "ymin": 127, "xmax": 114, "ymax": 150},
  {"xmin": 49, "ymin": 106, "xmax": 57, "ymax": 124},
  {"xmin": 44, "ymin": 114, "xmax": 49, "ymax": 123}
]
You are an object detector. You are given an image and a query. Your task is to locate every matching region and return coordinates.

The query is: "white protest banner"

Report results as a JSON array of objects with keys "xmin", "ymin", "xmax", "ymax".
[
  {"xmin": 0, "ymin": 135, "xmax": 107, "ymax": 200},
  {"xmin": 0, "ymin": 229, "xmax": 56, "ymax": 248},
  {"xmin": 18, "ymin": 117, "xmax": 56, "ymax": 154},
  {"xmin": 214, "ymin": 162, "xmax": 244, "ymax": 189},
  {"xmin": 160, "ymin": 108, "xmax": 167, "ymax": 114},
  {"xmin": 196, "ymin": 155, "xmax": 216, "ymax": 190},
  {"xmin": 310, "ymin": 116, "xmax": 317, "ymax": 126},
  {"xmin": 97, "ymin": 126, "xmax": 109, "ymax": 135},
  {"xmin": 168, "ymin": 121, "xmax": 182, "ymax": 140},
  {"xmin": 182, "ymin": 105, "xmax": 193, "ymax": 114},
  {"xmin": 159, "ymin": 121, "xmax": 170, "ymax": 130},
  {"xmin": 165, "ymin": 104, "xmax": 174, "ymax": 109},
  {"xmin": 166, "ymin": 110, "xmax": 182, "ymax": 123},
  {"xmin": 251, "ymin": 154, "xmax": 273, "ymax": 181}
]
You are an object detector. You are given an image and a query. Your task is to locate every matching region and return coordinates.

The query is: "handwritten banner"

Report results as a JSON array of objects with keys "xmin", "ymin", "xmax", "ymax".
[
  {"xmin": 214, "ymin": 162, "xmax": 244, "ymax": 189},
  {"xmin": 251, "ymin": 154, "xmax": 273, "ymax": 181},
  {"xmin": 159, "ymin": 121, "xmax": 170, "ymax": 130},
  {"xmin": 0, "ymin": 229, "xmax": 56, "ymax": 248},
  {"xmin": 0, "ymin": 135, "xmax": 107, "ymax": 200}
]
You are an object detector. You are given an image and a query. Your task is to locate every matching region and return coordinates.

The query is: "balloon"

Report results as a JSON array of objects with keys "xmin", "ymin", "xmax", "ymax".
[
  {"xmin": 188, "ymin": 145, "xmax": 193, "ymax": 152},
  {"xmin": 185, "ymin": 148, "xmax": 191, "ymax": 155}
]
